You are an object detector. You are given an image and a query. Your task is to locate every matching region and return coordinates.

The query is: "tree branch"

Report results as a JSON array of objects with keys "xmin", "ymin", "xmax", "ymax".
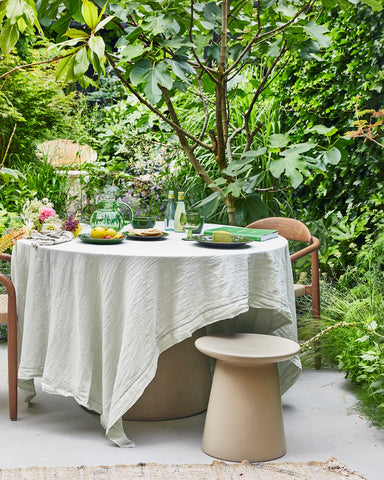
[
  {"xmin": 214, "ymin": 0, "xmax": 230, "ymax": 170},
  {"xmin": 0, "ymin": 51, "xmax": 75, "ymax": 81},
  {"xmin": 188, "ymin": 0, "xmax": 218, "ymax": 83},
  {"xmin": 192, "ymin": 73, "xmax": 211, "ymax": 152},
  {"xmin": 160, "ymin": 87, "xmax": 221, "ymax": 191},
  {"xmin": 1, "ymin": 124, "xmax": 17, "ymax": 168},
  {"xmin": 225, "ymin": 0, "xmax": 316, "ymax": 77},
  {"xmin": 105, "ymin": 52, "xmax": 212, "ymax": 151},
  {"xmin": 243, "ymin": 44, "xmax": 288, "ymax": 149}
]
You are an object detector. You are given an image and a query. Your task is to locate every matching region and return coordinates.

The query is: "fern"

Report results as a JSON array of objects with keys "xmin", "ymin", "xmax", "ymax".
[{"xmin": 0, "ymin": 228, "xmax": 25, "ymax": 254}]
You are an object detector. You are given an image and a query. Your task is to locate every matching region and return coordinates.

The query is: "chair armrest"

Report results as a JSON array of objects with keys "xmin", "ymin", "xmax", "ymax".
[
  {"xmin": 0, "ymin": 253, "xmax": 12, "ymax": 263},
  {"xmin": 0, "ymin": 253, "xmax": 15, "ymax": 300},
  {"xmin": 290, "ymin": 236, "xmax": 320, "ymax": 262}
]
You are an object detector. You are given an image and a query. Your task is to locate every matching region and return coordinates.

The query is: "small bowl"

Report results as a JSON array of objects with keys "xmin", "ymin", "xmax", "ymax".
[{"xmin": 131, "ymin": 216, "xmax": 156, "ymax": 229}]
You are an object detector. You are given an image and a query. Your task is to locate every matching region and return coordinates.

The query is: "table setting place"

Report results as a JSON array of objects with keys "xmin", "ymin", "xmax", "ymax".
[
  {"xmin": 11, "ymin": 191, "xmax": 300, "ymax": 448},
  {"xmin": 19, "ymin": 190, "xmax": 279, "ymax": 249}
]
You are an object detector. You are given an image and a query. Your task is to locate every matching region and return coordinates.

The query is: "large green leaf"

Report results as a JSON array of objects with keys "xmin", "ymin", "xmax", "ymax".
[
  {"xmin": 95, "ymin": 15, "xmax": 114, "ymax": 33},
  {"xmin": 121, "ymin": 44, "xmax": 146, "ymax": 61},
  {"xmin": 64, "ymin": 28, "xmax": 89, "ymax": 39},
  {"xmin": 82, "ymin": 0, "xmax": 98, "ymax": 29},
  {"xmin": 276, "ymin": 2, "xmax": 298, "ymax": 18},
  {"xmin": 269, "ymin": 156, "xmax": 309, "ymax": 188},
  {"xmin": 203, "ymin": 2, "xmax": 221, "ymax": 23},
  {"xmin": 240, "ymin": 148, "xmax": 267, "ymax": 161},
  {"xmin": 73, "ymin": 47, "xmax": 90, "ymax": 78},
  {"xmin": 130, "ymin": 59, "xmax": 152, "ymax": 86},
  {"xmin": 55, "ymin": 51, "xmax": 75, "ymax": 80},
  {"xmin": 89, "ymin": 35, "xmax": 105, "ymax": 60},
  {"xmin": 6, "ymin": 0, "xmax": 24, "ymax": 23},
  {"xmin": 165, "ymin": 58, "xmax": 195, "ymax": 82},
  {"xmin": 306, "ymin": 124, "xmax": 338, "ymax": 136},
  {"xmin": 143, "ymin": 63, "xmax": 173, "ymax": 104},
  {"xmin": 90, "ymin": 50, "xmax": 105, "ymax": 77},
  {"xmin": 234, "ymin": 194, "xmax": 269, "ymax": 226},
  {"xmin": 142, "ymin": 14, "xmax": 173, "ymax": 36},
  {"xmin": 0, "ymin": 21, "xmax": 19, "ymax": 55},
  {"xmin": 268, "ymin": 133, "xmax": 290, "ymax": 148},
  {"xmin": 303, "ymin": 22, "xmax": 331, "ymax": 49},
  {"xmin": 221, "ymin": 163, "xmax": 252, "ymax": 176},
  {"xmin": 322, "ymin": 147, "xmax": 341, "ymax": 165},
  {"xmin": 37, "ymin": 0, "xmax": 61, "ymax": 19},
  {"xmin": 223, "ymin": 180, "xmax": 243, "ymax": 197},
  {"xmin": 280, "ymin": 141, "xmax": 316, "ymax": 156},
  {"xmin": 0, "ymin": 167, "xmax": 25, "ymax": 181},
  {"xmin": 359, "ymin": 0, "xmax": 383, "ymax": 11}
]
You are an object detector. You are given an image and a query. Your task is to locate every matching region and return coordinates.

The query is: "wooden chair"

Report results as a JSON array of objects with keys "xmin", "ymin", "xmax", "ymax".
[
  {"xmin": 0, "ymin": 253, "xmax": 17, "ymax": 420},
  {"xmin": 246, "ymin": 217, "xmax": 321, "ymax": 366}
]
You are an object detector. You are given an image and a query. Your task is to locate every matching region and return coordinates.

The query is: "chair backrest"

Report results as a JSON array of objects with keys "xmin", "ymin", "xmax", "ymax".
[
  {"xmin": 247, "ymin": 217, "xmax": 312, "ymax": 243},
  {"xmin": 246, "ymin": 217, "xmax": 320, "ymax": 318}
]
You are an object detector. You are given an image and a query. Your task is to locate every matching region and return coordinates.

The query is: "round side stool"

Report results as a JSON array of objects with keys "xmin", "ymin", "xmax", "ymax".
[{"xmin": 195, "ymin": 333, "xmax": 300, "ymax": 462}]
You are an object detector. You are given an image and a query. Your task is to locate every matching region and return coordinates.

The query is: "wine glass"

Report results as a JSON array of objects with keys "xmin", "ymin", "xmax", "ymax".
[{"xmin": 181, "ymin": 211, "xmax": 201, "ymax": 240}]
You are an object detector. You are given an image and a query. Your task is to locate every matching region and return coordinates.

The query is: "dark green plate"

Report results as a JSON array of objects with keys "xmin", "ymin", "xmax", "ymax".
[
  {"xmin": 78, "ymin": 233, "xmax": 125, "ymax": 245},
  {"xmin": 191, "ymin": 234, "xmax": 253, "ymax": 248},
  {"xmin": 125, "ymin": 231, "xmax": 169, "ymax": 241}
]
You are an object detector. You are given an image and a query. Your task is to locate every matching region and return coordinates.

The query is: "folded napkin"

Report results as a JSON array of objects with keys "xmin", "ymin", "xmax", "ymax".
[
  {"xmin": 28, "ymin": 230, "xmax": 74, "ymax": 248},
  {"xmin": 203, "ymin": 226, "xmax": 278, "ymax": 241}
]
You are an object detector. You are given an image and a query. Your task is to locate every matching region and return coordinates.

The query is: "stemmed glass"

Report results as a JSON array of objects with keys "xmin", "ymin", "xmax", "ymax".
[{"xmin": 181, "ymin": 211, "xmax": 201, "ymax": 240}]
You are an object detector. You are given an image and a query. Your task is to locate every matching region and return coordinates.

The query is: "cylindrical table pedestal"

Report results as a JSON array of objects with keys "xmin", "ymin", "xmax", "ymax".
[{"xmin": 124, "ymin": 329, "xmax": 212, "ymax": 420}]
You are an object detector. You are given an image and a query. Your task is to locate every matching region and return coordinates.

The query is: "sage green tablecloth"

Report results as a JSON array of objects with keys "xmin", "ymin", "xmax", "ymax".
[{"xmin": 12, "ymin": 226, "xmax": 301, "ymax": 447}]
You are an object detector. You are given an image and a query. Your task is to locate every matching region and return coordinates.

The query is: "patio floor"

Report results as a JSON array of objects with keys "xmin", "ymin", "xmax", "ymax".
[{"xmin": 0, "ymin": 343, "xmax": 383, "ymax": 479}]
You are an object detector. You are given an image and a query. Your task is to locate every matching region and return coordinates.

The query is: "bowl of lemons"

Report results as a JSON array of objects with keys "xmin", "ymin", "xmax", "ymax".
[{"xmin": 79, "ymin": 227, "xmax": 124, "ymax": 244}]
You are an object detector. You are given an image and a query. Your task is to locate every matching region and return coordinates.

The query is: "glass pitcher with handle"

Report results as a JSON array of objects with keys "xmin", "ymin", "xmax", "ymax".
[{"xmin": 89, "ymin": 195, "xmax": 133, "ymax": 231}]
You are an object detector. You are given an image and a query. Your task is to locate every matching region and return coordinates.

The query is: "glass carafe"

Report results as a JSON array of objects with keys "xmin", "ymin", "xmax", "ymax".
[{"xmin": 89, "ymin": 198, "xmax": 133, "ymax": 231}]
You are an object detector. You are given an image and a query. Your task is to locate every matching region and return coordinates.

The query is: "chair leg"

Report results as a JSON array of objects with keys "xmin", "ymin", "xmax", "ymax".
[
  {"xmin": 7, "ymin": 293, "xmax": 18, "ymax": 421},
  {"xmin": 312, "ymin": 251, "xmax": 321, "ymax": 369}
]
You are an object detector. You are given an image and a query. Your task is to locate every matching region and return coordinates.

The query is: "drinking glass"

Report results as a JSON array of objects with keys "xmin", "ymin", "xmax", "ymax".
[{"xmin": 181, "ymin": 211, "xmax": 201, "ymax": 240}]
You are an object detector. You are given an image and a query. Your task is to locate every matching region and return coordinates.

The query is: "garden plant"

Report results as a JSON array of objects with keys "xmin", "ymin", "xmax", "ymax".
[{"xmin": 1, "ymin": 0, "xmax": 384, "ymax": 428}]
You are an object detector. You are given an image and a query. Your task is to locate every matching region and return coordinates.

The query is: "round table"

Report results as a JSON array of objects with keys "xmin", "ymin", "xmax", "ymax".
[{"xmin": 12, "ymin": 225, "xmax": 301, "ymax": 447}]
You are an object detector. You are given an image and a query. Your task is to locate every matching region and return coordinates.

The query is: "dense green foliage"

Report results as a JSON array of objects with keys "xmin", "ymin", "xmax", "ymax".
[
  {"xmin": 0, "ymin": 49, "xmax": 91, "ymax": 162},
  {"xmin": 277, "ymin": 4, "xmax": 384, "ymax": 276},
  {"xmin": 314, "ymin": 234, "xmax": 384, "ymax": 426},
  {"xmin": 1, "ymin": 0, "xmax": 384, "ymax": 426}
]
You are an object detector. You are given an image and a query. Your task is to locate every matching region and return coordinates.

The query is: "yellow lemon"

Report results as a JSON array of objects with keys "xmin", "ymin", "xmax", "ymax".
[
  {"xmin": 105, "ymin": 228, "xmax": 117, "ymax": 238},
  {"xmin": 90, "ymin": 227, "xmax": 108, "ymax": 239},
  {"xmin": 73, "ymin": 224, "xmax": 82, "ymax": 238},
  {"xmin": 112, "ymin": 232, "xmax": 123, "ymax": 239}
]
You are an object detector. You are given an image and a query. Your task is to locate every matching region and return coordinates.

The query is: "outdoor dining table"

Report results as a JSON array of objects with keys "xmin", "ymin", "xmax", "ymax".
[{"xmin": 11, "ymin": 224, "xmax": 302, "ymax": 447}]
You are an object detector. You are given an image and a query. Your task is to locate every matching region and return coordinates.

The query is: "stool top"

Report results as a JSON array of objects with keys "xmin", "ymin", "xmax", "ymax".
[{"xmin": 195, "ymin": 333, "xmax": 300, "ymax": 366}]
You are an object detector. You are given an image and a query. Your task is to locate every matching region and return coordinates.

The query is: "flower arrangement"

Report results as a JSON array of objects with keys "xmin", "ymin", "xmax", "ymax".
[
  {"xmin": 21, "ymin": 198, "xmax": 81, "ymax": 236},
  {"xmin": 62, "ymin": 214, "xmax": 82, "ymax": 237},
  {"xmin": 22, "ymin": 198, "xmax": 59, "ymax": 234}
]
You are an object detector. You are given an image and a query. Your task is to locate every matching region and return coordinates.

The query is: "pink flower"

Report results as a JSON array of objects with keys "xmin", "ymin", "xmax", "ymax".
[{"xmin": 40, "ymin": 207, "xmax": 56, "ymax": 222}]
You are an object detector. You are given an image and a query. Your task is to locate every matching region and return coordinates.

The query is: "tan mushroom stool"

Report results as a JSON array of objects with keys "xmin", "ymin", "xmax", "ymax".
[{"xmin": 195, "ymin": 333, "xmax": 300, "ymax": 462}]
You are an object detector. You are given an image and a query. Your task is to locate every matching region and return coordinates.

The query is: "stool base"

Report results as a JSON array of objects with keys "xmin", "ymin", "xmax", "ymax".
[{"xmin": 202, "ymin": 360, "xmax": 286, "ymax": 462}]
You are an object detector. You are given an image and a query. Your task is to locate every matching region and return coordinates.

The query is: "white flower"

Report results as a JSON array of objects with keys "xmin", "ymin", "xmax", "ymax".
[
  {"xmin": 23, "ymin": 220, "xmax": 35, "ymax": 237},
  {"xmin": 40, "ymin": 216, "xmax": 62, "ymax": 232}
]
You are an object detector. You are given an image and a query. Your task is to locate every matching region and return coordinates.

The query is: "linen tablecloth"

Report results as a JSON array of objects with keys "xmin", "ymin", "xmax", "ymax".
[{"xmin": 12, "ymin": 227, "xmax": 301, "ymax": 447}]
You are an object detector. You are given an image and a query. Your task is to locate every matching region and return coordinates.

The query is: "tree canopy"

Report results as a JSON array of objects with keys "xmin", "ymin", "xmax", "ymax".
[{"xmin": 1, "ymin": 0, "xmax": 383, "ymax": 223}]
